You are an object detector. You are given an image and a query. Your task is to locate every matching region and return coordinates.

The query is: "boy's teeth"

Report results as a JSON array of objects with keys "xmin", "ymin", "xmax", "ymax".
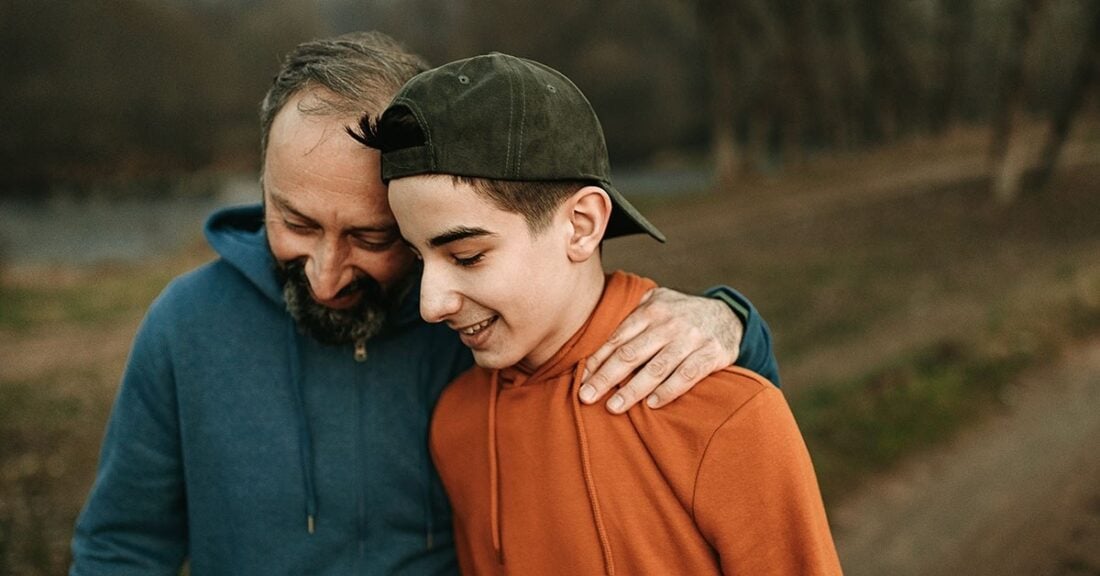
[{"xmin": 463, "ymin": 317, "xmax": 493, "ymax": 335}]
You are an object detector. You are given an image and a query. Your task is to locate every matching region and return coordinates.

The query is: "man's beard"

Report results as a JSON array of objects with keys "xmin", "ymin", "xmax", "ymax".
[{"xmin": 276, "ymin": 259, "xmax": 395, "ymax": 346}]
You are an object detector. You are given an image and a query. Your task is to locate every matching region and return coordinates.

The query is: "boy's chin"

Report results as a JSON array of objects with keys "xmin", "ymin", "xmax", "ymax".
[{"xmin": 471, "ymin": 348, "xmax": 522, "ymax": 371}]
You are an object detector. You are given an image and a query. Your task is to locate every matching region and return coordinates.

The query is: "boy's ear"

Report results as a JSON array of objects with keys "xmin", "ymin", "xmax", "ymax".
[{"xmin": 565, "ymin": 186, "xmax": 612, "ymax": 263}]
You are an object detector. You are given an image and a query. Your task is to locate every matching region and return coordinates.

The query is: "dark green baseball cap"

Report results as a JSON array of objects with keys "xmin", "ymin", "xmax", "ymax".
[{"xmin": 378, "ymin": 52, "xmax": 665, "ymax": 243}]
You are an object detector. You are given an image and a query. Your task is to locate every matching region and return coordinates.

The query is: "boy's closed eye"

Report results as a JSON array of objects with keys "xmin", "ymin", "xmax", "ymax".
[{"xmin": 452, "ymin": 252, "xmax": 484, "ymax": 267}]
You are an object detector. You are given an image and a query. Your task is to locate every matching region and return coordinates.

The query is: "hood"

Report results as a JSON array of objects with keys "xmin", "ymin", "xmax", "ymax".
[
  {"xmin": 204, "ymin": 204, "xmax": 282, "ymax": 303},
  {"xmin": 202, "ymin": 203, "xmax": 423, "ymax": 329}
]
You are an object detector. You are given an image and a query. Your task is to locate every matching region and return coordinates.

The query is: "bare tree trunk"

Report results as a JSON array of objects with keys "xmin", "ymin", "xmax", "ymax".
[
  {"xmin": 1029, "ymin": 0, "xmax": 1100, "ymax": 194},
  {"xmin": 778, "ymin": 0, "xmax": 814, "ymax": 166},
  {"xmin": 931, "ymin": 0, "xmax": 973, "ymax": 133},
  {"xmin": 699, "ymin": 0, "xmax": 740, "ymax": 191},
  {"xmin": 990, "ymin": 0, "xmax": 1050, "ymax": 204}
]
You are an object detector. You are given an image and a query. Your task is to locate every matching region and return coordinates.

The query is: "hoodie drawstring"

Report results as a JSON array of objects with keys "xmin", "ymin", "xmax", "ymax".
[
  {"xmin": 570, "ymin": 361, "xmax": 616, "ymax": 576},
  {"xmin": 488, "ymin": 369, "xmax": 503, "ymax": 562},
  {"xmin": 287, "ymin": 320, "xmax": 319, "ymax": 534},
  {"xmin": 486, "ymin": 363, "xmax": 616, "ymax": 574}
]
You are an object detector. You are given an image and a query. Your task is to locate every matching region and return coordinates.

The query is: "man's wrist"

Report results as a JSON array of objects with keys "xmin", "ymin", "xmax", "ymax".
[{"xmin": 704, "ymin": 285, "xmax": 750, "ymax": 325}]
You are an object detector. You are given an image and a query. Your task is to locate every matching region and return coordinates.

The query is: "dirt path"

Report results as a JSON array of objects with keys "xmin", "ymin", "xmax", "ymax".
[{"xmin": 832, "ymin": 340, "xmax": 1100, "ymax": 576}]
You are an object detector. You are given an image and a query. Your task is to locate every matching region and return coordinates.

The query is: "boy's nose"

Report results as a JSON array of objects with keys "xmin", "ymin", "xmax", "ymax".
[{"xmin": 419, "ymin": 266, "xmax": 462, "ymax": 323}]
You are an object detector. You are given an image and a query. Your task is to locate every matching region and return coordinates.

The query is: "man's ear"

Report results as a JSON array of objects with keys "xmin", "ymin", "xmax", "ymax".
[{"xmin": 564, "ymin": 186, "xmax": 611, "ymax": 263}]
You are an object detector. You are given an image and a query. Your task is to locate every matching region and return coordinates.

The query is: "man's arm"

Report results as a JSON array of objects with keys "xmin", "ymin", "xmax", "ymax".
[
  {"xmin": 70, "ymin": 298, "xmax": 188, "ymax": 575},
  {"xmin": 580, "ymin": 285, "xmax": 778, "ymax": 413}
]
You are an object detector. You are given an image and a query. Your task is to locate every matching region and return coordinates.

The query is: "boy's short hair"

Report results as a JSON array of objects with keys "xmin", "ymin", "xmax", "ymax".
[
  {"xmin": 456, "ymin": 177, "xmax": 591, "ymax": 233},
  {"xmin": 351, "ymin": 52, "xmax": 666, "ymax": 243}
]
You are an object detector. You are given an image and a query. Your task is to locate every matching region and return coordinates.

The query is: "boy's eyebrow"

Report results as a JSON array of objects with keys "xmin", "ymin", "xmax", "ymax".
[{"xmin": 429, "ymin": 226, "xmax": 496, "ymax": 247}]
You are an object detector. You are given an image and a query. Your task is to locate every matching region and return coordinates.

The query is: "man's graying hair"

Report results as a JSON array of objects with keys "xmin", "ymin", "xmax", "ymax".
[{"xmin": 258, "ymin": 31, "xmax": 429, "ymax": 175}]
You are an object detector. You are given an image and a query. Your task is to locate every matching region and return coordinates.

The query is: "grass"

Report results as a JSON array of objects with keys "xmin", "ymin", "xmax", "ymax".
[
  {"xmin": 2, "ymin": 128, "xmax": 1099, "ymax": 573},
  {"xmin": 0, "ymin": 263, "xmax": 184, "ymax": 330},
  {"xmin": 0, "ymin": 247, "xmax": 211, "ymax": 575}
]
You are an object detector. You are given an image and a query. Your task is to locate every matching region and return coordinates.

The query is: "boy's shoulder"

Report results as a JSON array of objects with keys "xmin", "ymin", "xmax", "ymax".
[
  {"xmin": 626, "ymin": 367, "xmax": 786, "ymax": 472},
  {"xmin": 635, "ymin": 365, "xmax": 778, "ymax": 430}
]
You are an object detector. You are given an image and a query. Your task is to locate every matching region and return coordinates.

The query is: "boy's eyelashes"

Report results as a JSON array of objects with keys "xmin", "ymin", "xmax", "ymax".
[
  {"xmin": 452, "ymin": 253, "xmax": 484, "ymax": 267},
  {"xmin": 409, "ymin": 246, "xmax": 484, "ymax": 267}
]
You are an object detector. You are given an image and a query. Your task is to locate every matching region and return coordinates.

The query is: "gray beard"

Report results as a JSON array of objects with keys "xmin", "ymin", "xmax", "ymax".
[{"xmin": 277, "ymin": 259, "xmax": 389, "ymax": 346}]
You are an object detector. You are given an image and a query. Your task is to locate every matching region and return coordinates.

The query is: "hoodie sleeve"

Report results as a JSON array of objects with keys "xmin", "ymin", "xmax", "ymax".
[
  {"xmin": 704, "ymin": 285, "xmax": 780, "ymax": 386},
  {"xmin": 70, "ymin": 289, "xmax": 188, "ymax": 575},
  {"xmin": 692, "ymin": 385, "xmax": 842, "ymax": 575}
]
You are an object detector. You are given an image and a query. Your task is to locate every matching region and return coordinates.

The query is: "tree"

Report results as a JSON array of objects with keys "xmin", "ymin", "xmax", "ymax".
[
  {"xmin": 1030, "ymin": 0, "xmax": 1100, "ymax": 193},
  {"xmin": 990, "ymin": 0, "xmax": 1051, "ymax": 204},
  {"xmin": 696, "ymin": 0, "xmax": 742, "ymax": 190}
]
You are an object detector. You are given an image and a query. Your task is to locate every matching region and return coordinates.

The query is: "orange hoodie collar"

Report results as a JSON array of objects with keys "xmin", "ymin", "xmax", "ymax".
[
  {"xmin": 496, "ymin": 271, "xmax": 657, "ymax": 388},
  {"xmin": 486, "ymin": 271, "xmax": 656, "ymax": 573}
]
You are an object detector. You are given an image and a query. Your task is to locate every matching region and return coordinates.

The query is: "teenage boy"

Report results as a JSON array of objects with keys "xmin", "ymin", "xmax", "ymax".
[{"xmin": 356, "ymin": 53, "xmax": 842, "ymax": 575}]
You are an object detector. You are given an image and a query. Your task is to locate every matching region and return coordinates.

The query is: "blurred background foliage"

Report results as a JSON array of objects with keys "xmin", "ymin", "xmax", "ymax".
[
  {"xmin": 1, "ymin": 0, "xmax": 1097, "ymax": 199},
  {"xmin": 1, "ymin": 1, "xmax": 1099, "ymax": 574}
]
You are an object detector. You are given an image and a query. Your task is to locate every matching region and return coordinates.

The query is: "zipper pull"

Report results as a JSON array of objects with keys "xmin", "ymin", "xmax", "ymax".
[{"xmin": 354, "ymin": 339, "xmax": 367, "ymax": 362}]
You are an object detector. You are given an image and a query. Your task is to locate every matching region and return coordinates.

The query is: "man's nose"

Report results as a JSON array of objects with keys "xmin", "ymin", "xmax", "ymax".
[
  {"xmin": 419, "ymin": 263, "xmax": 461, "ymax": 323},
  {"xmin": 306, "ymin": 238, "xmax": 350, "ymax": 303}
]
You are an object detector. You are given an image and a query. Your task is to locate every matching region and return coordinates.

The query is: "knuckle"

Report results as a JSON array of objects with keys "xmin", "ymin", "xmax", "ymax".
[
  {"xmin": 685, "ymin": 325, "xmax": 706, "ymax": 343},
  {"xmin": 644, "ymin": 357, "xmax": 670, "ymax": 377},
  {"xmin": 615, "ymin": 342, "xmax": 640, "ymax": 363},
  {"xmin": 678, "ymin": 357, "xmax": 709, "ymax": 381},
  {"xmin": 650, "ymin": 381, "xmax": 679, "ymax": 404},
  {"xmin": 682, "ymin": 349, "xmax": 722, "ymax": 379},
  {"xmin": 605, "ymin": 329, "xmax": 625, "ymax": 345},
  {"xmin": 587, "ymin": 372, "xmax": 611, "ymax": 391},
  {"xmin": 614, "ymin": 384, "xmax": 640, "ymax": 404}
]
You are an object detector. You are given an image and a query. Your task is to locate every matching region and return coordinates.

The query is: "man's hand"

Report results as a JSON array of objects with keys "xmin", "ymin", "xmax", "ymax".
[{"xmin": 579, "ymin": 287, "xmax": 743, "ymax": 414}]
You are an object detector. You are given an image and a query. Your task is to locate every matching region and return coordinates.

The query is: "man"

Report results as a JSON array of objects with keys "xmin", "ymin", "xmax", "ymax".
[
  {"xmin": 70, "ymin": 32, "xmax": 777, "ymax": 575},
  {"xmin": 364, "ymin": 52, "xmax": 840, "ymax": 575}
]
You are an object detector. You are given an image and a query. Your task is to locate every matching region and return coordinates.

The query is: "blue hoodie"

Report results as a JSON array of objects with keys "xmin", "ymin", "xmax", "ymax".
[{"xmin": 71, "ymin": 204, "xmax": 778, "ymax": 575}]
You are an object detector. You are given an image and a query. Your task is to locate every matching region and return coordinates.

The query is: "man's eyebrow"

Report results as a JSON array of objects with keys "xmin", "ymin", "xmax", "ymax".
[
  {"xmin": 429, "ymin": 226, "xmax": 495, "ymax": 247},
  {"xmin": 269, "ymin": 192, "xmax": 312, "ymax": 222},
  {"xmin": 270, "ymin": 190, "xmax": 397, "ymax": 234}
]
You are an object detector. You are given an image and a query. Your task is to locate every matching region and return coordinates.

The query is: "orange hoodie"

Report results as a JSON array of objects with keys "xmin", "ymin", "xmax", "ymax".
[{"xmin": 430, "ymin": 271, "xmax": 842, "ymax": 575}]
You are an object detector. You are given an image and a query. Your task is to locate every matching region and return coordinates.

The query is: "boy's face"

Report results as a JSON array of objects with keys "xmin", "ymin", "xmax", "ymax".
[{"xmin": 389, "ymin": 175, "xmax": 580, "ymax": 370}]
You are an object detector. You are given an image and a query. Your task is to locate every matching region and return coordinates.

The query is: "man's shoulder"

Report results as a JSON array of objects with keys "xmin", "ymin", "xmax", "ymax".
[
  {"xmin": 155, "ymin": 258, "xmax": 262, "ymax": 307},
  {"xmin": 138, "ymin": 258, "xmax": 275, "ymax": 336}
]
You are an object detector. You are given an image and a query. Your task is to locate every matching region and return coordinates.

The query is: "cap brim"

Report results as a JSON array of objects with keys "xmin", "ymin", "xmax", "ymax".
[{"xmin": 600, "ymin": 180, "xmax": 666, "ymax": 243}]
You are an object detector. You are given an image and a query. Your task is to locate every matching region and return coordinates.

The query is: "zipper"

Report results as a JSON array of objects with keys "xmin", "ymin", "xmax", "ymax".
[{"xmin": 354, "ymin": 338, "xmax": 367, "ymax": 362}]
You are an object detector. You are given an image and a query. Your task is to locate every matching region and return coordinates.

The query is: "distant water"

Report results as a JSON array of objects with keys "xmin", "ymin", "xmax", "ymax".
[
  {"xmin": 0, "ymin": 176, "xmax": 260, "ymax": 266},
  {"xmin": 0, "ymin": 169, "xmax": 709, "ymax": 267}
]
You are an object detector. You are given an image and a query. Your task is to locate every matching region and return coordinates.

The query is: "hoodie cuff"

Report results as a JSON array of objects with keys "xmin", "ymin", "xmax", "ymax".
[{"xmin": 703, "ymin": 285, "xmax": 781, "ymax": 387}]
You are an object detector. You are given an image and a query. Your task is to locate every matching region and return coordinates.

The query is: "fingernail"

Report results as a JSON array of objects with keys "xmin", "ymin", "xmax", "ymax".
[
  {"xmin": 579, "ymin": 384, "xmax": 597, "ymax": 403},
  {"xmin": 608, "ymin": 394, "xmax": 625, "ymax": 412},
  {"xmin": 646, "ymin": 394, "xmax": 659, "ymax": 408}
]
